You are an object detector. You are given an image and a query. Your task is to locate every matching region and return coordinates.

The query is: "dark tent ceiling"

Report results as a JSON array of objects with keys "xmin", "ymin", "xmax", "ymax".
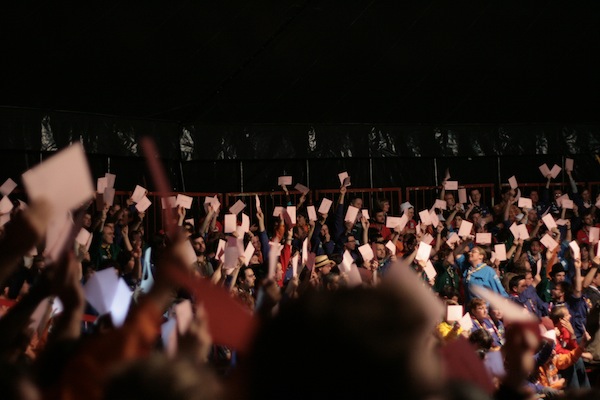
[{"xmin": 2, "ymin": 1, "xmax": 600, "ymax": 124}]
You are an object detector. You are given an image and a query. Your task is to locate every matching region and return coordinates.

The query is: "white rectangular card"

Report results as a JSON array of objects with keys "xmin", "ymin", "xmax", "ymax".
[
  {"xmin": 444, "ymin": 181, "xmax": 458, "ymax": 190},
  {"xmin": 135, "ymin": 196, "xmax": 152, "ymax": 212},
  {"xmin": 241, "ymin": 213, "xmax": 250, "ymax": 233},
  {"xmin": 358, "ymin": 243, "xmax": 374, "ymax": 262},
  {"xmin": 75, "ymin": 227, "xmax": 91, "ymax": 246},
  {"xmin": 419, "ymin": 209, "xmax": 432, "ymax": 226},
  {"xmin": 538, "ymin": 163, "xmax": 551, "ymax": 178},
  {"xmin": 458, "ymin": 220, "xmax": 473, "ymax": 237},
  {"xmin": 278, "ymin": 176, "xmax": 292, "ymax": 186},
  {"xmin": 509, "ymin": 223, "xmax": 520, "ymax": 240},
  {"xmin": 103, "ymin": 187, "xmax": 115, "ymax": 207},
  {"xmin": 131, "ymin": 185, "xmax": 147, "ymax": 203},
  {"xmin": 458, "ymin": 188, "xmax": 467, "ymax": 204},
  {"xmin": 590, "ymin": 227, "xmax": 600, "ymax": 244},
  {"xmin": 338, "ymin": 172, "xmax": 349, "ymax": 186},
  {"xmin": 362, "ymin": 209, "xmax": 370, "ymax": 220},
  {"xmin": 476, "ymin": 233, "xmax": 492, "ymax": 245},
  {"xmin": 243, "ymin": 242, "xmax": 255, "ymax": 266},
  {"xmin": 517, "ymin": 224, "xmax": 529, "ymax": 241},
  {"xmin": 345, "ymin": 205, "xmax": 360, "ymax": 223},
  {"xmin": 508, "ymin": 176, "xmax": 518, "ymax": 189},
  {"xmin": 550, "ymin": 164, "xmax": 562, "ymax": 179},
  {"xmin": 104, "ymin": 173, "xmax": 116, "ymax": 189},
  {"xmin": 0, "ymin": 196, "xmax": 13, "ymax": 214},
  {"xmin": 540, "ymin": 234, "xmax": 559, "ymax": 252},
  {"xmin": 272, "ymin": 206, "xmax": 283, "ymax": 217},
  {"xmin": 561, "ymin": 199, "xmax": 574, "ymax": 209},
  {"xmin": 459, "ymin": 312, "xmax": 473, "ymax": 331},
  {"xmin": 307, "ymin": 205, "xmax": 317, "ymax": 221},
  {"xmin": 175, "ymin": 194, "xmax": 193, "ymax": 209},
  {"xmin": 318, "ymin": 198, "xmax": 333, "ymax": 214},
  {"xmin": 565, "ymin": 158, "xmax": 574, "ymax": 172},
  {"xmin": 161, "ymin": 196, "xmax": 176, "ymax": 209},
  {"xmin": 21, "ymin": 142, "xmax": 94, "ymax": 212},
  {"xmin": 518, "ymin": 197, "xmax": 532, "ymax": 209},
  {"xmin": 569, "ymin": 240, "xmax": 580, "ymax": 259},
  {"xmin": 416, "ymin": 242, "xmax": 432, "ymax": 261},
  {"xmin": 424, "ymin": 260, "xmax": 437, "ymax": 280},
  {"xmin": 429, "ymin": 211, "xmax": 440, "ymax": 229},
  {"xmin": 0, "ymin": 178, "xmax": 17, "ymax": 196},
  {"xmin": 385, "ymin": 240, "xmax": 396, "ymax": 254},
  {"xmin": 447, "ymin": 305, "xmax": 463, "ymax": 323},
  {"xmin": 229, "ymin": 199, "xmax": 246, "ymax": 215},
  {"xmin": 433, "ymin": 199, "xmax": 447, "ymax": 210},
  {"xmin": 542, "ymin": 214, "xmax": 557, "ymax": 230},
  {"xmin": 286, "ymin": 206, "xmax": 297, "ymax": 225},
  {"xmin": 96, "ymin": 177, "xmax": 107, "ymax": 194},
  {"xmin": 294, "ymin": 183, "xmax": 310, "ymax": 194},
  {"xmin": 224, "ymin": 214, "xmax": 237, "ymax": 233},
  {"xmin": 494, "ymin": 244, "xmax": 507, "ymax": 261},
  {"xmin": 421, "ymin": 233, "xmax": 434, "ymax": 245}
]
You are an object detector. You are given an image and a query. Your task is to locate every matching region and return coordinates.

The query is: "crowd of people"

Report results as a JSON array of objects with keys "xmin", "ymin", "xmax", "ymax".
[{"xmin": 2, "ymin": 155, "xmax": 600, "ymax": 400}]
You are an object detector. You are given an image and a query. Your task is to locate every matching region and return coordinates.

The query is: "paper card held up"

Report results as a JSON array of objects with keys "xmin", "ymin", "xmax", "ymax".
[
  {"xmin": 21, "ymin": 142, "xmax": 95, "ymax": 212},
  {"xmin": 131, "ymin": 185, "xmax": 147, "ymax": 203},
  {"xmin": 540, "ymin": 233, "xmax": 559, "ymax": 252},
  {"xmin": 307, "ymin": 205, "xmax": 317, "ymax": 221},
  {"xmin": 278, "ymin": 176, "xmax": 292, "ymax": 186},
  {"xmin": 318, "ymin": 198, "xmax": 333, "ymax": 214},
  {"xmin": 518, "ymin": 197, "xmax": 532, "ymax": 209},
  {"xmin": 358, "ymin": 243, "xmax": 374, "ymax": 263},
  {"xmin": 458, "ymin": 220, "xmax": 473, "ymax": 238},
  {"xmin": 447, "ymin": 305, "xmax": 463, "ymax": 323},
  {"xmin": 494, "ymin": 244, "xmax": 507, "ymax": 261},
  {"xmin": 565, "ymin": 158, "xmax": 574, "ymax": 172},
  {"xmin": 135, "ymin": 196, "xmax": 152, "ymax": 212},
  {"xmin": 416, "ymin": 242, "xmax": 432, "ymax": 262},
  {"xmin": 458, "ymin": 188, "xmax": 467, "ymax": 204},
  {"xmin": 229, "ymin": 200, "xmax": 246, "ymax": 215},
  {"xmin": 294, "ymin": 183, "xmax": 310, "ymax": 194},
  {"xmin": 444, "ymin": 181, "xmax": 458, "ymax": 190},
  {"xmin": 508, "ymin": 176, "xmax": 518, "ymax": 189},
  {"xmin": 0, "ymin": 178, "xmax": 17, "ymax": 196},
  {"xmin": 345, "ymin": 205, "xmax": 360, "ymax": 223},
  {"xmin": 176, "ymin": 194, "xmax": 193, "ymax": 209},
  {"xmin": 476, "ymin": 233, "xmax": 492, "ymax": 245}
]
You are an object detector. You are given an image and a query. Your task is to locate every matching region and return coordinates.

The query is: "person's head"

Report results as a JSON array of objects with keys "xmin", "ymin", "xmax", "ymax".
[
  {"xmin": 553, "ymin": 188, "xmax": 563, "ymax": 200},
  {"xmin": 350, "ymin": 196, "xmax": 363, "ymax": 210},
  {"xmin": 374, "ymin": 209, "xmax": 386, "ymax": 224},
  {"xmin": 314, "ymin": 254, "xmax": 336, "ymax": 275},
  {"xmin": 102, "ymin": 225, "xmax": 115, "ymax": 245},
  {"xmin": 344, "ymin": 234, "xmax": 357, "ymax": 250},
  {"xmin": 526, "ymin": 208, "xmax": 538, "ymax": 224},
  {"xmin": 468, "ymin": 298, "xmax": 488, "ymax": 321},
  {"xmin": 296, "ymin": 212, "xmax": 307, "ymax": 227},
  {"xmin": 582, "ymin": 188, "xmax": 591, "ymax": 202},
  {"xmin": 509, "ymin": 274, "xmax": 527, "ymax": 295},
  {"xmin": 453, "ymin": 212, "xmax": 465, "ymax": 228},
  {"xmin": 190, "ymin": 233, "xmax": 206, "ymax": 256},
  {"xmin": 549, "ymin": 304, "xmax": 571, "ymax": 326},
  {"xmin": 583, "ymin": 210, "xmax": 594, "ymax": 227},
  {"xmin": 237, "ymin": 265, "xmax": 256, "ymax": 290},
  {"xmin": 468, "ymin": 328, "xmax": 493, "ymax": 353},
  {"xmin": 250, "ymin": 234, "xmax": 260, "ymax": 250},
  {"xmin": 444, "ymin": 192, "xmax": 456, "ymax": 208},
  {"xmin": 551, "ymin": 281, "xmax": 570, "ymax": 302},
  {"xmin": 241, "ymin": 284, "xmax": 445, "ymax": 399},
  {"xmin": 530, "ymin": 190, "xmax": 539, "ymax": 204},
  {"xmin": 378, "ymin": 198, "xmax": 390, "ymax": 213},
  {"xmin": 581, "ymin": 244, "xmax": 590, "ymax": 261},
  {"xmin": 524, "ymin": 271, "xmax": 534, "ymax": 287},
  {"xmin": 375, "ymin": 242, "xmax": 386, "ymax": 260},
  {"xmin": 549, "ymin": 263, "xmax": 566, "ymax": 284},
  {"xmin": 528, "ymin": 239, "xmax": 541, "ymax": 256},
  {"xmin": 470, "ymin": 189, "xmax": 482, "ymax": 203},
  {"xmin": 468, "ymin": 246, "xmax": 486, "ymax": 266},
  {"xmin": 320, "ymin": 223, "xmax": 330, "ymax": 237},
  {"xmin": 401, "ymin": 202, "xmax": 414, "ymax": 218},
  {"xmin": 590, "ymin": 268, "xmax": 600, "ymax": 288},
  {"xmin": 82, "ymin": 211, "xmax": 92, "ymax": 229}
]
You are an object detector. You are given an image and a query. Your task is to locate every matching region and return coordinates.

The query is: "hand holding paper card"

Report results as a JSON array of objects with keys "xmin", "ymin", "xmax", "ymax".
[
  {"xmin": 103, "ymin": 187, "xmax": 115, "ymax": 207},
  {"xmin": 569, "ymin": 240, "xmax": 580, "ymax": 260},
  {"xmin": 589, "ymin": 227, "xmax": 599, "ymax": 244},
  {"xmin": 0, "ymin": 196, "xmax": 13, "ymax": 214},
  {"xmin": 517, "ymin": 224, "xmax": 529, "ymax": 241},
  {"xmin": 447, "ymin": 305, "xmax": 463, "ymax": 322},
  {"xmin": 307, "ymin": 205, "xmax": 317, "ymax": 221},
  {"xmin": 338, "ymin": 171, "xmax": 349, "ymax": 187},
  {"xmin": 433, "ymin": 199, "xmax": 447, "ymax": 210},
  {"xmin": 424, "ymin": 260, "xmax": 437, "ymax": 280},
  {"xmin": 104, "ymin": 173, "xmax": 116, "ymax": 189},
  {"xmin": 97, "ymin": 177, "xmax": 107, "ymax": 194}
]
